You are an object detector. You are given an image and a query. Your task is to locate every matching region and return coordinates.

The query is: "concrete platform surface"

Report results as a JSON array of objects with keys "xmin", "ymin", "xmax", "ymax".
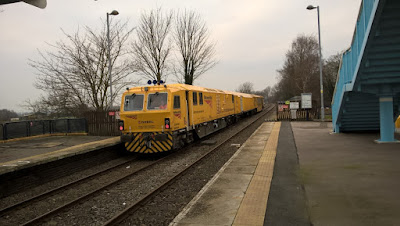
[
  {"xmin": 0, "ymin": 135, "xmax": 120, "ymax": 175},
  {"xmin": 293, "ymin": 121, "xmax": 400, "ymax": 226},
  {"xmin": 264, "ymin": 121, "xmax": 310, "ymax": 226}
]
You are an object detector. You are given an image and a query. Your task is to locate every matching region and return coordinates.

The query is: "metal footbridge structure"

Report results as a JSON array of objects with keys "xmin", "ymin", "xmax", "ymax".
[{"xmin": 332, "ymin": 0, "xmax": 400, "ymax": 142}]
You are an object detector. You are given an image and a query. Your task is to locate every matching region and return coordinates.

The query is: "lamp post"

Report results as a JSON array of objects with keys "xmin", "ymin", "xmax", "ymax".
[
  {"xmin": 107, "ymin": 10, "xmax": 119, "ymax": 109},
  {"xmin": 307, "ymin": 5, "xmax": 325, "ymax": 121}
]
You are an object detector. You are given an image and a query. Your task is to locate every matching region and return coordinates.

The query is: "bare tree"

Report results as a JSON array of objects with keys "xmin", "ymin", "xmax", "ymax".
[
  {"xmin": 323, "ymin": 53, "xmax": 342, "ymax": 107},
  {"xmin": 236, "ymin": 82, "xmax": 255, "ymax": 94},
  {"xmin": 274, "ymin": 34, "xmax": 320, "ymax": 102},
  {"xmin": 254, "ymin": 86, "xmax": 272, "ymax": 103},
  {"xmin": 29, "ymin": 19, "xmax": 136, "ymax": 115},
  {"xmin": 23, "ymin": 98, "xmax": 50, "ymax": 115},
  {"xmin": 0, "ymin": 109, "xmax": 18, "ymax": 122},
  {"xmin": 132, "ymin": 8, "xmax": 173, "ymax": 84},
  {"xmin": 173, "ymin": 10, "xmax": 217, "ymax": 85}
]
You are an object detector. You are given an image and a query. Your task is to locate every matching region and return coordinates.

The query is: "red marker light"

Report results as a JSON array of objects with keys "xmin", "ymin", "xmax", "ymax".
[
  {"xmin": 164, "ymin": 118, "xmax": 170, "ymax": 129},
  {"xmin": 118, "ymin": 120, "xmax": 124, "ymax": 131}
]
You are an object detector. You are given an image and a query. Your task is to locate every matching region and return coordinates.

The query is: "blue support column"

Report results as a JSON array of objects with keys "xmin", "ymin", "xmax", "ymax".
[
  {"xmin": 377, "ymin": 97, "xmax": 398, "ymax": 143},
  {"xmin": 334, "ymin": 123, "xmax": 340, "ymax": 133}
]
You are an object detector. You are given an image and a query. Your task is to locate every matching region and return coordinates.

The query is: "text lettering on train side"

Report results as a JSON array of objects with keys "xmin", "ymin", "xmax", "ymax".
[
  {"xmin": 127, "ymin": 115, "xmax": 137, "ymax": 119},
  {"xmin": 138, "ymin": 120, "xmax": 154, "ymax": 124}
]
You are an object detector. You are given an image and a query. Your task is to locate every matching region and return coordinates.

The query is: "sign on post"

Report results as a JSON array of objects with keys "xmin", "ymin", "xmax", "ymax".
[
  {"xmin": 291, "ymin": 110, "xmax": 297, "ymax": 119},
  {"xmin": 290, "ymin": 102, "xmax": 299, "ymax": 110},
  {"xmin": 290, "ymin": 102, "xmax": 299, "ymax": 120},
  {"xmin": 278, "ymin": 104, "xmax": 289, "ymax": 111},
  {"xmin": 301, "ymin": 93, "xmax": 312, "ymax": 109}
]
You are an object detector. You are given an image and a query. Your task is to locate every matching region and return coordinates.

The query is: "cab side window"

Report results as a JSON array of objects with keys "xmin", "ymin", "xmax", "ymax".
[
  {"xmin": 193, "ymin": 92, "xmax": 198, "ymax": 105},
  {"xmin": 199, "ymin": 92, "xmax": 203, "ymax": 105},
  {"xmin": 173, "ymin": 95, "xmax": 181, "ymax": 109}
]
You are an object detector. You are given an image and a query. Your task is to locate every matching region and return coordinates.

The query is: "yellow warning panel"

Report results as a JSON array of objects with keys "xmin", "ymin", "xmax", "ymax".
[{"xmin": 233, "ymin": 122, "xmax": 281, "ymax": 225}]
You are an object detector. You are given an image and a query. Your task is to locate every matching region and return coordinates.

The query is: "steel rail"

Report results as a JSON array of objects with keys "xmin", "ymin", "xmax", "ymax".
[
  {"xmin": 103, "ymin": 106, "xmax": 275, "ymax": 225},
  {"xmin": 20, "ymin": 153, "xmax": 174, "ymax": 226},
  {"xmin": 0, "ymin": 156, "xmax": 138, "ymax": 216},
  {"xmin": 15, "ymin": 128, "xmax": 203, "ymax": 225}
]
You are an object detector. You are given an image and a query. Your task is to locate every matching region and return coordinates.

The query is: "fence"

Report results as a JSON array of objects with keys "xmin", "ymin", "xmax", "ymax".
[
  {"xmin": 84, "ymin": 111, "xmax": 119, "ymax": 136},
  {"xmin": 277, "ymin": 109, "xmax": 317, "ymax": 121},
  {"xmin": 0, "ymin": 118, "xmax": 87, "ymax": 140}
]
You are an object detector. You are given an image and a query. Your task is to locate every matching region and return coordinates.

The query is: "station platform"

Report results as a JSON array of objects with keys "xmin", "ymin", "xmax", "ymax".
[
  {"xmin": 1, "ymin": 121, "xmax": 400, "ymax": 225},
  {"xmin": 0, "ymin": 135, "xmax": 119, "ymax": 176}
]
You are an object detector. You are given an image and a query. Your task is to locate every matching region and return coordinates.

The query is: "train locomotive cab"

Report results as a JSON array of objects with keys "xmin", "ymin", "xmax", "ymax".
[{"xmin": 119, "ymin": 86, "xmax": 178, "ymax": 153}]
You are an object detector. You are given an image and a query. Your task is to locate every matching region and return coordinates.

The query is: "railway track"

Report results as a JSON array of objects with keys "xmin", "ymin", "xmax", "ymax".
[
  {"xmin": 1, "ymin": 138, "xmax": 206, "ymax": 225},
  {"xmin": 20, "ymin": 155, "xmax": 170, "ymax": 226},
  {"xmin": 0, "ymin": 157, "xmax": 138, "ymax": 216},
  {"xmin": 3, "ymin": 153, "xmax": 180, "ymax": 226},
  {"xmin": 0, "ymin": 105, "xmax": 276, "ymax": 225},
  {"xmin": 104, "ymin": 105, "xmax": 275, "ymax": 225}
]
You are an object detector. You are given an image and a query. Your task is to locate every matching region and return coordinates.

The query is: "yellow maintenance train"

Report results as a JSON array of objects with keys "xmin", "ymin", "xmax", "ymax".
[{"xmin": 119, "ymin": 83, "xmax": 263, "ymax": 153}]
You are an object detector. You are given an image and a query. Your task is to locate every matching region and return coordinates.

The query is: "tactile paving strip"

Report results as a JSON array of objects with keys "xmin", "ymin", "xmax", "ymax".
[{"xmin": 233, "ymin": 122, "xmax": 281, "ymax": 225}]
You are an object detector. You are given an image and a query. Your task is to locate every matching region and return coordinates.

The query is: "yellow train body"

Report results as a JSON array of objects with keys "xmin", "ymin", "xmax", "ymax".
[{"xmin": 119, "ymin": 84, "xmax": 263, "ymax": 153}]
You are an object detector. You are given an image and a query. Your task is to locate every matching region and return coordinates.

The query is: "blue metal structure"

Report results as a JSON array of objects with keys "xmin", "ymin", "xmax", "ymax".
[{"xmin": 332, "ymin": 0, "xmax": 400, "ymax": 142}]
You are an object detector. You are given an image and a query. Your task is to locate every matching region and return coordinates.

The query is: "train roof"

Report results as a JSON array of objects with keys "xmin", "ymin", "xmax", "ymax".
[{"xmin": 124, "ymin": 83, "xmax": 263, "ymax": 98}]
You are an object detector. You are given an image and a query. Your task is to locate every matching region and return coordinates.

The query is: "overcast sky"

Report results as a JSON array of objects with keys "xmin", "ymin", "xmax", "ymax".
[{"xmin": 0, "ymin": 0, "xmax": 362, "ymax": 112}]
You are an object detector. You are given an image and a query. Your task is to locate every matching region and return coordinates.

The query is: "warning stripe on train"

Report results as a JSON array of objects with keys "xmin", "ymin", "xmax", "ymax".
[{"xmin": 124, "ymin": 132, "xmax": 173, "ymax": 153}]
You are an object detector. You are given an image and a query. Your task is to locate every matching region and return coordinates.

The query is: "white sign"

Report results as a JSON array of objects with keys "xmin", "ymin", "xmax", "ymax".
[
  {"xmin": 301, "ymin": 93, "xmax": 312, "ymax": 109},
  {"xmin": 291, "ymin": 110, "xmax": 297, "ymax": 119},
  {"xmin": 290, "ymin": 102, "xmax": 299, "ymax": 110}
]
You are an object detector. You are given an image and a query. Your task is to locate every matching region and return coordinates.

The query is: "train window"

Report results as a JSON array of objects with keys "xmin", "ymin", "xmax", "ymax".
[
  {"xmin": 173, "ymin": 95, "xmax": 180, "ymax": 109},
  {"xmin": 199, "ymin": 92, "xmax": 203, "ymax": 105},
  {"xmin": 124, "ymin": 94, "xmax": 144, "ymax": 111},
  {"xmin": 232, "ymin": 95, "xmax": 234, "ymax": 103},
  {"xmin": 193, "ymin": 92, "xmax": 198, "ymax": 105},
  {"xmin": 147, "ymin": 92, "xmax": 168, "ymax": 110}
]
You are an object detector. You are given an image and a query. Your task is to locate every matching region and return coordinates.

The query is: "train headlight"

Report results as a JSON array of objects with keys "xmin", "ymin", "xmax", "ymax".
[
  {"xmin": 118, "ymin": 120, "xmax": 124, "ymax": 131},
  {"xmin": 165, "ymin": 118, "xmax": 170, "ymax": 129}
]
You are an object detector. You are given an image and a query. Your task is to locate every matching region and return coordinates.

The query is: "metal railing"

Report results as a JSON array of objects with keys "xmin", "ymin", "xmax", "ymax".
[
  {"xmin": 0, "ymin": 118, "xmax": 87, "ymax": 140},
  {"xmin": 332, "ymin": 0, "xmax": 379, "ymax": 128}
]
